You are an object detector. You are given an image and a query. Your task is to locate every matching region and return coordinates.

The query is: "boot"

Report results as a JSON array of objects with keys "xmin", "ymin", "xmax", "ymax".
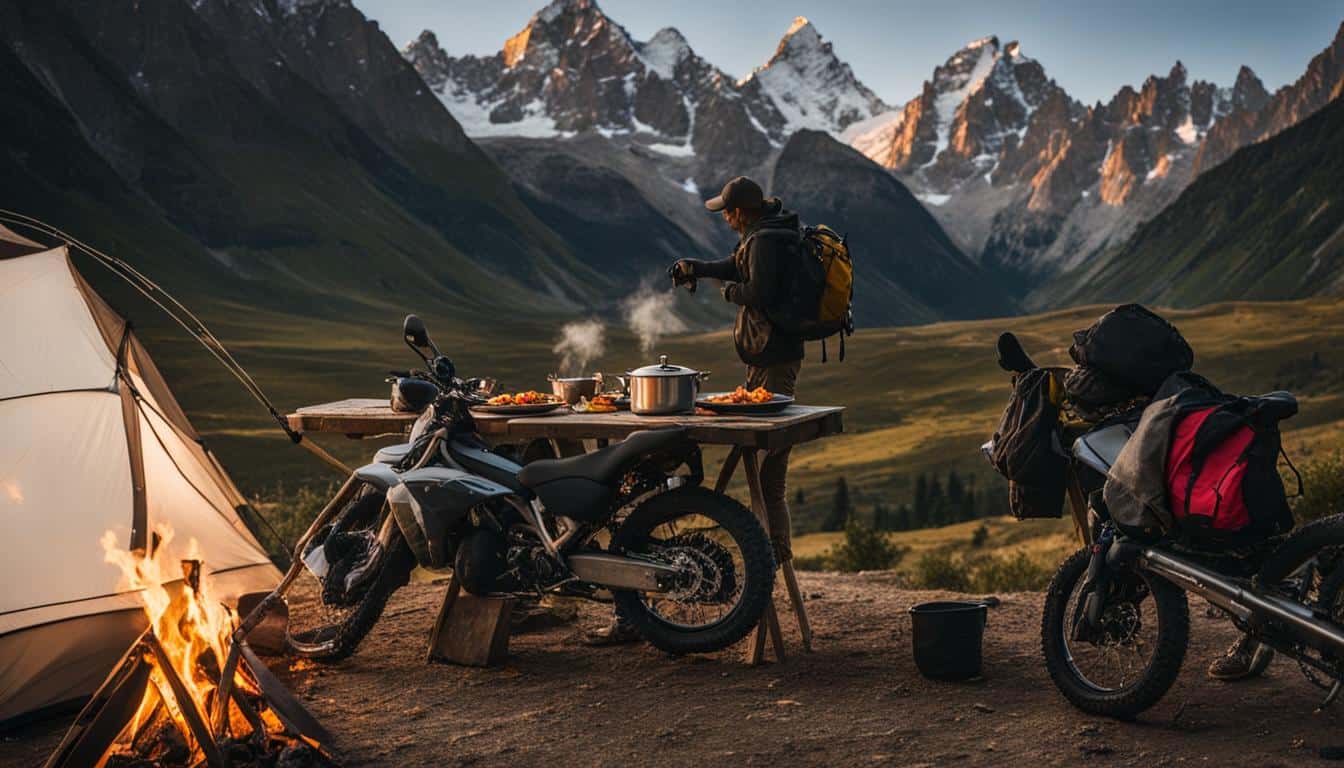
[
  {"xmin": 582, "ymin": 618, "xmax": 642, "ymax": 647},
  {"xmin": 1207, "ymin": 635, "xmax": 1274, "ymax": 680}
]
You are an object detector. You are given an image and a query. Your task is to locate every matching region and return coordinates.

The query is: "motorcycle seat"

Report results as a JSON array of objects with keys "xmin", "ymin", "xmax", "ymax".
[
  {"xmin": 374, "ymin": 442, "xmax": 414, "ymax": 466},
  {"xmin": 517, "ymin": 428, "xmax": 687, "ymax": 489}
]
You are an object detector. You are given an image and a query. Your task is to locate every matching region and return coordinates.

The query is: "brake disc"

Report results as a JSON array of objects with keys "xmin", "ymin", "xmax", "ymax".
[{"xmin": 656, "ymin": 532, "xmax": 738, "ymax": 604}]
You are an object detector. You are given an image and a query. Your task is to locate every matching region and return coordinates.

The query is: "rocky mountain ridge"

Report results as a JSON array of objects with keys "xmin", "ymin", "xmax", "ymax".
[
  {"xmin": 404, "ymin": 0, "xmax": 891, "ymax": 189},
  {"xmin": 411, "ymin": 1, "xmax": 1344, "ymax": 307}
]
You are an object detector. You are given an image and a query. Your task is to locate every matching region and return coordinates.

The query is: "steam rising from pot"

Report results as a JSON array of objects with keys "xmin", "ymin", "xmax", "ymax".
[
  {"xmin": 553, "ymin": 318, "xmax": 606, "ymax": 376},
  {"xmin": 623, "ymin": 288, "xmax": 687, "ymax": 355}
]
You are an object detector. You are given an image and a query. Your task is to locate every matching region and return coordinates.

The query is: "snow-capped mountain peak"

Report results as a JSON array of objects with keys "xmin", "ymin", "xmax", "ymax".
[
  {"xmin": 404, "ymin": 0, "xmax": 891, "ymax": 165},
  {"xmin": 742, "ymin": 16, "xmax": 891, "ymax": 134},
  {"xmin": 638, "ymin": 27, "xmax": 691, "ymax": 79},
  {"xmin": 774, "ymin": 16, "xmax": 822, "ymax": 56}
]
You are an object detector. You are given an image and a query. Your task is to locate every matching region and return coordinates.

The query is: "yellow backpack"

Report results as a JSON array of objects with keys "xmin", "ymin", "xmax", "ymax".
[{"xmin": 788, "ymin": 225, "xmax": 854, "ymax": 361}]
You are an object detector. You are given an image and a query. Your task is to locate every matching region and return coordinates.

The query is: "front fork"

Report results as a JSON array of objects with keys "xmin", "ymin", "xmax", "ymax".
[{"xmin": 1074, "ymin": 525, "xmax": 1116, "ymax": 642}]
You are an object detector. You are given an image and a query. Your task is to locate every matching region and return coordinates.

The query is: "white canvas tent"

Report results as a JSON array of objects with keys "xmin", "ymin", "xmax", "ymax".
[{"xmin": 0, "ymin": 241, "xmax": 280, "ymax": 725}]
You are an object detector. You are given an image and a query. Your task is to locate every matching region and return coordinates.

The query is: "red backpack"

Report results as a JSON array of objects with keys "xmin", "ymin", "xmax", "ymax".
[{"xmin": 1165, "ymin": 396, "xmax": 1298, "ymax": 540}]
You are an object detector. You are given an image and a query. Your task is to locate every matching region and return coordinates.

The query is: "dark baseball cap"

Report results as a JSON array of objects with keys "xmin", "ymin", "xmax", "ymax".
[{"xmin": 704, "ymin": 176, "xmax": 764, "ymax": 212}]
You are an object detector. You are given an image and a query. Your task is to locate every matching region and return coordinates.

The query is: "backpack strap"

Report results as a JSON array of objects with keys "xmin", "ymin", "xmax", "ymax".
[{"xmin": 1279, "ymin": 446, "xmax": 1305, "ymax": 498}]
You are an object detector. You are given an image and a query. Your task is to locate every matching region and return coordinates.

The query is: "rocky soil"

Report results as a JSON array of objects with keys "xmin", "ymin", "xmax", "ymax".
[{"xmin": 7, "ymin": 571, "xmax": 1344, "ymax": 767}]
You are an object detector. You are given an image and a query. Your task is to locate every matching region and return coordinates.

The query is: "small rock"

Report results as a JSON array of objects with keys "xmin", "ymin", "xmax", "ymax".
[
  {"xmin": 973, "ymin": 703, "xmax": 995, "ymax": 714},
  {"xmin": 1079, "ymin": 744, "xmax": 1115, "ymax": 756},
  {"xmin": 775, "ymin": 699, "xmax": 803, "ymax": 707}
]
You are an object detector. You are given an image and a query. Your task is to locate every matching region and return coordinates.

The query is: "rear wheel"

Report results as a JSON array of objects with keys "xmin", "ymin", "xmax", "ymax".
[
  {"xmin": 1041, "ymin": 547, "xmax": 1189, "ymax": 718},
  {"xmin": 610, "ymin": 487, "xmax": 775, "ymax": 654},
  {"xmin": 1257, "ymin": 514, "xmax": 1344, "ymax": 689}
]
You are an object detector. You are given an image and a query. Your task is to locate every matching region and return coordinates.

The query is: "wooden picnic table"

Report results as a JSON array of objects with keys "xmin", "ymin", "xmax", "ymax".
[{"xmin": 288, "ymin": 398, "xmax": 845, "ymax": 664}]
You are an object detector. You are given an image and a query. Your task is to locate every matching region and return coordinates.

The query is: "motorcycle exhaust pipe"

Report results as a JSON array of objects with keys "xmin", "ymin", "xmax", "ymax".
[
  {"xmin": 568, "ymin": 553, "xmax": 682, "ymax": 592},
  {"xmin": 1142, "ymin": 548, "xmax": 1344, "ymax": 654}
]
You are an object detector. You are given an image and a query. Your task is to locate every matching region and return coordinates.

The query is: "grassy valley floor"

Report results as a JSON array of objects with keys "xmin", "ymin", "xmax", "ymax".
[{"xmin": 172, "ymin": 297, "xmax": 1344, "ymax": 555}]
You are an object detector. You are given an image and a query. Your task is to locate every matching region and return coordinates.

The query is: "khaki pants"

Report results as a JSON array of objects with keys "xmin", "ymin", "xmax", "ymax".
[{"xmin": 745, "ymin": 360, "xmax": 801, "ymax": 563}]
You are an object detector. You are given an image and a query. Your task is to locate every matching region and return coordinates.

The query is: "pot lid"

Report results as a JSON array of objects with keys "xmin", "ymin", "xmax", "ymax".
[{"xmin": 629, "ymin": 355, "xmax": 699, "ymax": 377}]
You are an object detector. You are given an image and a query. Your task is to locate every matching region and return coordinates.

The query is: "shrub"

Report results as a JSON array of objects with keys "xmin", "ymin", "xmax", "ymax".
[
  {"xmin": 970, "ymin": 523, "xmax": 990, "ymax": 548},
  {"xmin": 909, "ymin": 550, "xmax": 1053, "ymax": 593},
  {"xmin": 969, "ymin": 552, "xmax": 1052, "ymax": 592},
  {"xmin": 1291, "ymin": 451, "xmax": 1344, "ymax": 524},
  {"xmin": 913, "ymin": 551, "xmax": 970, "ymax": 592},
  {"xmin": 828, "ymin": 520, "xmax": 908, "ymax": 572}
]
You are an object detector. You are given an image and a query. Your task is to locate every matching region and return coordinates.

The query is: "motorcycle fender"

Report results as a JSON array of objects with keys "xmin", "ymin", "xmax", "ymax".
[{"xmin": 387, "ymin": 467, "xmax": 514, "ymax": 568}]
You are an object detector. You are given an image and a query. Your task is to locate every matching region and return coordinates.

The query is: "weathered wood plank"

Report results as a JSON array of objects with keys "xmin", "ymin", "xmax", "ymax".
[
  {"xmin": 426, "ymin": 576, "xmax": 515, "ymax": 667},
  {"xmin": 287, "ymin": 398, "xmax": 415, "ymax": 438},
  {"xmin": 289, "ymin": 399, "xmax": 844, "ymax": 449}
]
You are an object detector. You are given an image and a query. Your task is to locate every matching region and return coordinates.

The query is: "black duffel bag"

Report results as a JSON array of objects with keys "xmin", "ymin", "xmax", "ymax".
[
  {"xmin": 1069, "ymin": 304, "xmax": 1193, "ymax": 395},
  {"xmin": 990, "ymin": 368, "xmax": 1068, "ymax": 519}
]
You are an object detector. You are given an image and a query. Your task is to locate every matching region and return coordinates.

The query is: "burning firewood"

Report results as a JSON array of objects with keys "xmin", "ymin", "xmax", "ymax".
[{"xmin": 44, "ymin": 525, "xmax": 337, "ymax": 768}]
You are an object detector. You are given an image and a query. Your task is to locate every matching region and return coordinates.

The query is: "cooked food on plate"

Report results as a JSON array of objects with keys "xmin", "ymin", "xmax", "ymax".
[
  {"xmin": 706, "ymin": 386, "xmax": 773, "ymax": 405},
  {"xmin": 575, "ymin": 394, "xmax": 620, "ymax": 413},
  {"xmin": 486, "ymin": 391, "xmax": 563, "ymax": 406}
]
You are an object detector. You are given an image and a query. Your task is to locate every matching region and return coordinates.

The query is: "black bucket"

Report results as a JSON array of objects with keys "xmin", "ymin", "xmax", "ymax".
[{"xmin": 909, "ymin": 601, "xmax": 989, "ymax": 681}]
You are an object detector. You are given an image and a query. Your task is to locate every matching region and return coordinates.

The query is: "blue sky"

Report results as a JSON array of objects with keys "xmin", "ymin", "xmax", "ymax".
[{"xmin": 354, "ymin": 0, "xmax": 1342, "ymax": 106}]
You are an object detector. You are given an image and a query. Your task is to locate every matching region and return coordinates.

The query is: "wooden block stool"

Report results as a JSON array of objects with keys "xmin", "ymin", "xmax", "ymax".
[{"xmin": 426, "ymin": 575, "xmax": 515, "ymax": 667}]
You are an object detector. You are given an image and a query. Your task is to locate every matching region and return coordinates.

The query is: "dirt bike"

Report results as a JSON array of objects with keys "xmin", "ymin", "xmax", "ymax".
[
  {"xmin": 988, "ymin": 332, "xmax": 1344, "ymax": 718},
  {"xmin": 281, "ymin": 315, "xmax": 775, "ymax": 661}
]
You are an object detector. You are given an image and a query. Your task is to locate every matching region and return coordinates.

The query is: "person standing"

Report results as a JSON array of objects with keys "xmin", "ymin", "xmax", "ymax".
[
  {"xmin": 675, "ymin": 176, "xmax": 804, "ymax": 565},
  {"xmin": 585, "ymin": 175, "xmax": 805, "ymax": 645}
]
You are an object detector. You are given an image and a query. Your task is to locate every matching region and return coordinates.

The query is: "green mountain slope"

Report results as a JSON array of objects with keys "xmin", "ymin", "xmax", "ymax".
[
  {"xmin": 1044, "ymin": 95, "xmax": 1344, "ymax": 307},
  {"xmin": 0, "ymin": 0, "xmax": 596, "ymax": 319}
]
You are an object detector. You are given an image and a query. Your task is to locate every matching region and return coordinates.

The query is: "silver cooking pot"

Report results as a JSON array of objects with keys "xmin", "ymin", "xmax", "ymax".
[
  {"xmin": 549, "ymin": 374, "xmax": 601, "ymax": 405},
  {"xmin": 625, "ymin": 355, "xmax": 709, "ymax": 415}
]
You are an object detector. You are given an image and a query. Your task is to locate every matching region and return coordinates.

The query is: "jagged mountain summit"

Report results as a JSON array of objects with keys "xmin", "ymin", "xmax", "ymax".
[
  {"xmin": 848, "ymin": 36, "xmax": 1071, "ymax": 199},
  {"xmin": 854, "ymin": 25, "xmax": 1344, "ymax": 288},
  {"xmin": 403, "ymin": 1, "xmax": 889, "ymax": 177},
  {"xmin": 741, "ymin": 17, "xmax": 892, "ymax": 135}
]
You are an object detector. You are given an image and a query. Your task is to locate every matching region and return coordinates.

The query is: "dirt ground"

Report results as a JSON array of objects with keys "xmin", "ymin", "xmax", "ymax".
[{"xmin": 6, "ymin": 572, "xmax": 1344, "ymax": 767}]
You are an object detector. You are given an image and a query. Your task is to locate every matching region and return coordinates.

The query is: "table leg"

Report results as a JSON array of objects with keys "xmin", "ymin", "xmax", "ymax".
[
  {"xmin": 714, "ymin": 446, "xmax": 742, "ymax": 493},
  {"xmin": 780, "ymin": 561, "xmax": 812, "ymax": 652},
  {"xmin": 549, "ymin": 438, "xmax": 586, "ymax": 459},
  {"xmin": 740, "ymin": 449, "xmax": 799, "ymax": 664}
]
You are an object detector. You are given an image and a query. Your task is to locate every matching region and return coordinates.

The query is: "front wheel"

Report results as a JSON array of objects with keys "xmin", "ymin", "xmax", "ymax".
[
  {"xmin": 1041, "ymin": 547, "xmax": 1189, "ymax": 718},
  {"xmin": 286, "ymin": 490, "xmax": 416, "ymax": 661},
  {"xmin": 610, "ymin": 487, "xmax": 775, "ymax": 654}
]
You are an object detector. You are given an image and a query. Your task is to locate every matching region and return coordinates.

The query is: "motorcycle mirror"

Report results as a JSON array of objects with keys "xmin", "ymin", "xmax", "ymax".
[
  {"xmin": 403, "ymin": 314, "xmax": 431, "ymax": 348},
  {"xmin": 403, "ymin": 314, "xmax": 441, "ymax": 361}
]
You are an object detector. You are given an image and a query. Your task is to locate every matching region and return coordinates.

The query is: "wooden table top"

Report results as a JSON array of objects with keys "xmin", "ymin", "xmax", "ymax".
[
  {"xmin": 288, "ymin": 398, "xmax": 416, "ymax": 438},
  {"xmin": 288, "ymin": 398, "xmax": 844, "ymax": 449}
]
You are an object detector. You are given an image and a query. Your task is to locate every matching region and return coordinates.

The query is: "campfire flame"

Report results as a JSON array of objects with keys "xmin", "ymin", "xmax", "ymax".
[{"xmin": 99, "ymin": 524, "xmax": 280, "ymax": 759}]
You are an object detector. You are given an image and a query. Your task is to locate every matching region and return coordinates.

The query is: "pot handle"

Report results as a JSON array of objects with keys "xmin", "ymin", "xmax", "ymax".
[{"xmin": 697, "ymin": 370, "xmax": 711, "ymax": 381}]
